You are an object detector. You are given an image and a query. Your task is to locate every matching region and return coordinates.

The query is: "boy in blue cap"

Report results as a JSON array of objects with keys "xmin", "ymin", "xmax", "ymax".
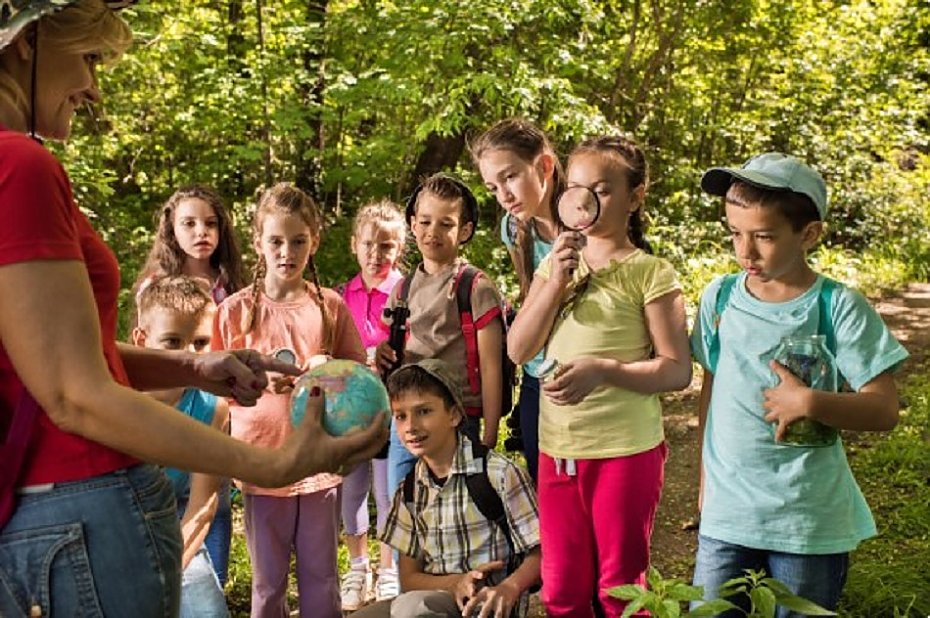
[{"xmin": 689, "ymin": 153, "xmax": 908, "ymax": 615}]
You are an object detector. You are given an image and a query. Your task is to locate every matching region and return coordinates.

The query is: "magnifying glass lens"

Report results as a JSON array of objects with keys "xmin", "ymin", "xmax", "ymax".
[
  {"xmin": 274, "ymin": 348, "xmax": 297, "ymax": 365},
  {"xmin": 557, "ymin": 187, "xmax": 599, "ymax": 231}
]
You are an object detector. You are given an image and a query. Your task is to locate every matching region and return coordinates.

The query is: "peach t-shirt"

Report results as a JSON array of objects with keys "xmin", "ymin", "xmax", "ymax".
[{"xmin": 213, "ymin": 283, "xmax": 366, "ymax": 496}]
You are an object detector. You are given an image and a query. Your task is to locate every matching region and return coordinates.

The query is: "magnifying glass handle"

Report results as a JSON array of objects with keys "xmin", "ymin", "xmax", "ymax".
[{"xmin": 566, "ymin": 233, "xmax": 585, "ymax": 277}]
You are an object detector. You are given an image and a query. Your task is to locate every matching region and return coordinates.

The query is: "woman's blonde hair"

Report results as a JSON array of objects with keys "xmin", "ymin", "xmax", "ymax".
[{"xmin": 0, "ymin": 0, "xmax": 133, "ymax": 127}]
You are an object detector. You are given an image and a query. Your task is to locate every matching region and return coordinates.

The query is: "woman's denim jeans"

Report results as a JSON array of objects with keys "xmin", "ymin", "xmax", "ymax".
[{"xmin": 0, "ymin": 465, "xmax": 182, "ymax": 617}]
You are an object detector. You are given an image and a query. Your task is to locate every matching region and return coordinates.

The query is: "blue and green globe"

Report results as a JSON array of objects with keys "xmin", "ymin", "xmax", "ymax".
[{"xmin": 289, "ymin": 359, "xmax": 391, "ymax": 436}]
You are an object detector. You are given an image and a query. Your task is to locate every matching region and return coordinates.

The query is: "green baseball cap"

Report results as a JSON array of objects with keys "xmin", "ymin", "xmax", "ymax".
[
  {"xmin": 701, "ymin": 152, "xmax": 828, "ymax": 220},
  {"xmin": 390, "ymin": 358, "xmax": 464, "ymax": 411}
]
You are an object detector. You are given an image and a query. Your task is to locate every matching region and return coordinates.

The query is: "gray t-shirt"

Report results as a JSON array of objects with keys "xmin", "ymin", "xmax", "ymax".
[{"xmin": 384, "ymin": 259, "xmax": 503, "ymax": 410}]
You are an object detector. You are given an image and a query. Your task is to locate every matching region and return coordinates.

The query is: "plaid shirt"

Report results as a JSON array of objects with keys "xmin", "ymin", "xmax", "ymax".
[{"xmin": 380, "ymin": 434, "xmax": 540, "ymax": 606}]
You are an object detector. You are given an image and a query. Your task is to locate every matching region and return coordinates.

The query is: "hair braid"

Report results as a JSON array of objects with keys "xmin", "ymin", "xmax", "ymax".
[
  {"xmin": 305, "ymin": 256, "xmax": 333, "ymax": 355},
  {"xmin": 628, "ymin": 210, "xmax": 653, "ymax": 254},
  {"xmin": 241, "ymin": 257, "xmax": 266, "ymax": 335},
  {"xmin": 509, "ymin": 218, "xmax": 536, "ymax": 303}
]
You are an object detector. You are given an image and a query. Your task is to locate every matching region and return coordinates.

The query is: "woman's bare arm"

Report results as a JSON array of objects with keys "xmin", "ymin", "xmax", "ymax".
[{"xmin": 0, "ymin": 260, "xmax": 387, "ymax": 486}]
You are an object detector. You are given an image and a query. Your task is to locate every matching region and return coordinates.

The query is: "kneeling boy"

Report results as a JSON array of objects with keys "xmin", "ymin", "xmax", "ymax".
[{"xmin": 352, "ymin": 359, "xmax": 540, "ymax": 618}]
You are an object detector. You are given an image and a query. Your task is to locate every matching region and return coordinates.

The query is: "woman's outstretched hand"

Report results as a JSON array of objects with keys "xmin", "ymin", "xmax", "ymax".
[
  {"xmin": 278, "ymin": 388, "xmax": 389, "ymax": 484},
  {"xmin": 193, "ymin": 349, "xmax": 302, "ymax": 406}
]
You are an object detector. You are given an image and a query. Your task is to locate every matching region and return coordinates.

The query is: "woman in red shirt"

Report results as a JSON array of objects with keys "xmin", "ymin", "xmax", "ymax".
[{"xmin": 0, "ymin": 2, "xmax": 387, "ymax": 616}]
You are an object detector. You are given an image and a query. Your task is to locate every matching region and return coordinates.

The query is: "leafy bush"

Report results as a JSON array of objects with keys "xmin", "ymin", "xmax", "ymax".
[{"xmin": 607, "ymin": 567, "xmax": 835, "ymax": 618}]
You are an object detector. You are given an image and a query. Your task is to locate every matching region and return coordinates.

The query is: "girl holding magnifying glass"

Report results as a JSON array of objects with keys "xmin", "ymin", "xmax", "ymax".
[
  {"xmin": 508, "ymin": 135, "xmax": 692, "ymax": 617},
  {"xmin": 472, "ymin": 118, "xmax": 565, "ymax": 483}
]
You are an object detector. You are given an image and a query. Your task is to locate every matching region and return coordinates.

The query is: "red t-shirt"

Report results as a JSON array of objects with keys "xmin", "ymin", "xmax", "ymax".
[{"xmin": 0, "ymin": 129, "xmax": 138, "ymax": 485}]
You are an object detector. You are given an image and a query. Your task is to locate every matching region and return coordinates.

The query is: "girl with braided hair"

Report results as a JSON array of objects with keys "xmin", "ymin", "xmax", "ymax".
[{"xmin": 213, "ymin": 182, "xmax": 367, "ymax": 618}]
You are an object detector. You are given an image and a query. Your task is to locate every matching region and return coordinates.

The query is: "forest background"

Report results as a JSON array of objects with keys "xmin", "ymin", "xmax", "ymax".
[
  {"xmin": 53, "ymin": 0, "xmax": 929, "ymax": 614},
  {"xmin": 63, "ymin": 0, "xmax": 930, "ymax": 331}
]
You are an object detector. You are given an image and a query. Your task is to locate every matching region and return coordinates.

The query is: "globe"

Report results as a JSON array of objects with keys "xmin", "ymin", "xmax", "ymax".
[{"xmin": 289, "ymin": 359, "xmax": 391, "ymax": 436}]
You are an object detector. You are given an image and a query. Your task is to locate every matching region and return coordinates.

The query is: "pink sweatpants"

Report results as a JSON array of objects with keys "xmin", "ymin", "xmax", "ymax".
[
  {"xmin": 244, "ymin": 489, "xmax": 340, "ymax": 618},
  {"xmin": 538, "ymin": 443, "xmax": 667, "ymax": 617}
]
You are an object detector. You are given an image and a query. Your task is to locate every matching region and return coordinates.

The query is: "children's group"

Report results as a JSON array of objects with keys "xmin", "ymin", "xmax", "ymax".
[{"xmin": 137, "ymin": 117, "xmax": 908, "ymax": 618}]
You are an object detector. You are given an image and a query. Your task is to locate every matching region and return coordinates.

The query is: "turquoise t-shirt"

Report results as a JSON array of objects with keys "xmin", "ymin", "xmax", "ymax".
[
  {"xmin": 690, "ymin": 273, "xmax": 908, "ymax": 554},
  {"xmin": 165, "ymin": 388, "xmax": 219, "ymax": 501},
  {"xmin": 500, "ymin": 213, "xmax": 553, "ymax": 377}
]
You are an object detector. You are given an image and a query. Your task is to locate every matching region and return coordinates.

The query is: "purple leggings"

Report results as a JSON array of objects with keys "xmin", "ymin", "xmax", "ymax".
[
  {"xmin": 340, "ymin": 458, "xmax": 390, "ymax": 536},
  {"xmin": 244, "ymin": 489, "xmax": 340, "ymax": 618}
]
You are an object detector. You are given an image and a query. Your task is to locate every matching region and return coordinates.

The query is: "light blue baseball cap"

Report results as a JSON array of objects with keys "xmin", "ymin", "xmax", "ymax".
[{"xmin": 701, "ymin": 152, "xmax": 828, "ymax": 220}]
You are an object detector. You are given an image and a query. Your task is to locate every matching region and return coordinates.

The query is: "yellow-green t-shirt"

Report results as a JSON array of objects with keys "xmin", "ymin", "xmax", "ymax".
[{"xmin": 536, "ymin": 249, "xmax": 681, "ymax": 459}]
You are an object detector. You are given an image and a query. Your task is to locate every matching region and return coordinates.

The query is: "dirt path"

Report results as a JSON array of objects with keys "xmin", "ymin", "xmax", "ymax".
[{"xmin": 649, "ymin": 282, "xmax": 930, "ymax": 581}]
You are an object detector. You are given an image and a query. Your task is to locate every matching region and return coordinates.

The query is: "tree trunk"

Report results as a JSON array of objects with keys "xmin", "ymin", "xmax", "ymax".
[{"xmin": 295, "ymin": 0, "xmax": 327, "ymax": 204}]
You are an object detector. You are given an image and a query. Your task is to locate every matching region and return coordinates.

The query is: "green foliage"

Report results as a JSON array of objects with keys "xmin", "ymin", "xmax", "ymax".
[
  {"xmin": 47, "ymin": 0, "xmax": 926, "ymax": 343},
  {"xmin": 840, "ymin": 368, "xmax": 930, "ymax": 616},
  {"xmin": 606, "ymin": 567, "xmax": 836, "ymax": 617}
]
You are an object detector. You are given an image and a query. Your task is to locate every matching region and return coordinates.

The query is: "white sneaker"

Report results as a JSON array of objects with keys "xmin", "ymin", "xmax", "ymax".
[
  {"xmin": 376, "ymin": 567, "xmax": 399, "ymax": 602},
  {"xmin": 340, "ymin": 565, "xmax": 371, "ymax": 611}
]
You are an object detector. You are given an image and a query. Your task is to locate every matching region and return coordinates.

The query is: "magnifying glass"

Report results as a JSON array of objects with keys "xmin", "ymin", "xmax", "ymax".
[
  {"xmin": 273, "ymin": 348, "xmax": 297, "ymax": 366},
  {"xmin": 556, "ymin": 186, "xmax": 601, "ymax": 234}
]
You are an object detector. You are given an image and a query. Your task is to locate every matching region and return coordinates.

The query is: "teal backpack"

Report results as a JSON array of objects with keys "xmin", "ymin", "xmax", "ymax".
[{"xmin": 706, "ymin": 274, "xmax": 841, "ymax": 374}]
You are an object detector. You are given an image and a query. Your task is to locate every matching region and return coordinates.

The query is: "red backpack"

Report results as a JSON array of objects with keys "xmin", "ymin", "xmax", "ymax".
[{"xmin": 396, "ymin": 263, "xmax": 517, "ymax": 418}]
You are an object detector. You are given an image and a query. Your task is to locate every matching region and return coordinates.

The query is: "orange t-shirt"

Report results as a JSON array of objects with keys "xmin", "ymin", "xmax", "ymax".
[{"xmin": 213, "ymin": 283, "xmax": 366, "ymax": 496}]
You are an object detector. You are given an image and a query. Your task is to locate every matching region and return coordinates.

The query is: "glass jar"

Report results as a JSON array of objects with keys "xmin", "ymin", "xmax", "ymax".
[
  {"xmin": 537, "ymin": 359, "xmax": 564, "ymax": 384},
  {"xmin": 772, "ymin": 335, "xmax": 839, "ymax": 447}
]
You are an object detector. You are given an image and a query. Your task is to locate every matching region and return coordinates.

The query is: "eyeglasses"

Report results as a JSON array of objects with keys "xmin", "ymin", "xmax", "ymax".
[{"xmin": 556, "ymin": 272, "xmax": 591, "ymax": 323}]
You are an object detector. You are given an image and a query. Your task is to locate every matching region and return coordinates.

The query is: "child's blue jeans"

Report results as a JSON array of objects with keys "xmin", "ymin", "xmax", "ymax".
[
  {"xmin": 180, "ymin": 545, "xmax": 229, "ymax": 618},
  {"xmin": 691, "ymin": 534, "xmax": 848, "ymax": 617}
]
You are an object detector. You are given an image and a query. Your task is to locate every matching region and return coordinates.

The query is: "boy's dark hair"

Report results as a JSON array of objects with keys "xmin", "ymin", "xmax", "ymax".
[
  {"xmin": 387, "ymin": 365, "xmax": 460, "ymax": 417},
  {"xmin": 726, "ymin": 181, "xmax": 821, "ymax": 232},
  {"xmin": 404, "ymin": 174, "xmax": 479, "ymax": 243},
  {"xmin": 136, "ymin": 275, "xmax": 214, "ymax": 325}
]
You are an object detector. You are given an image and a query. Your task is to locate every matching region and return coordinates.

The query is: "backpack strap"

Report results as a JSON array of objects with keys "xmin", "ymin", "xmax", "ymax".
[
  {"xmin": 1, "ymin": 389, "xmax": 40, "ymax": 528},
  {"xmin": 398, "ymin": 272, "xmax": 415, "ymax": 305},
  {"xmin": 818, "ymin": 277, "xmax": 838, "ymax": 356},
  {"xmin": 464, "ymin": 440, "xmax": 516, "ymax": 559},
  {"xmin": 707, "ymin": 273, "xmax": 740, "ymax": 373},
  {"xmin": 454, "ymin": 264, "xmax": 482, "ymax": 398},
  {"xmin": 402, "ymin": 466, "xmax": 416, "ymax": 507}
]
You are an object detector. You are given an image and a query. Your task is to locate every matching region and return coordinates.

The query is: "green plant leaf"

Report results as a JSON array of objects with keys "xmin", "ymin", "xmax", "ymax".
[
  {"xmin": 718, "ymin": 575, "xmax": 750, "ymax": 597},
  {"xmin": 749, "ymin": 586, "xmax": 777, "ymax": 618},
  {"xmin": 669, "ymin": 582, "xmax": 706, "ymax": 602},
  {"xmin": 662, "ymin": 598, "xmax": 682, "ymax": 618},
  {"xmin": 759, "ymin": 578, "xmax": 793, "ymax": 597},
  {"xmin": 769, "ymin": 590, "xmax": 837, "ymax": 616},
  {"xmin": 646, "ymin": 566, "xmax": 665, "ymax": 588},
  {"xmin": 620, "ymin": 597, "xmax": 646, "ymax": 618},
  {"xmin": 607, "ymin": 584, "xmax": 647, "ymax": 601},
  {"xmin": 686, "ymin": 599, "xmax": 741, "ymax": 617}
]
